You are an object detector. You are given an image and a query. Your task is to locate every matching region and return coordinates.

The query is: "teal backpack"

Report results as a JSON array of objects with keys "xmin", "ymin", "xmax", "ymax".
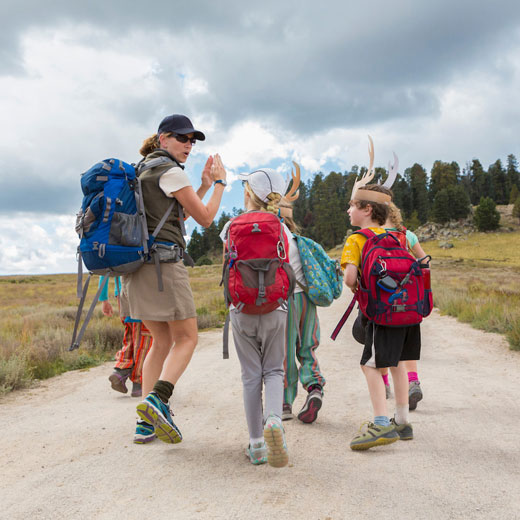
[{"xmin": 294, "ymin": 235, "xmax": 343, "ymax": 307}]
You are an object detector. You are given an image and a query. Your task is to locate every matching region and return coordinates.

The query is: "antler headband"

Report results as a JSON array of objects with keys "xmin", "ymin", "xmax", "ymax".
[
  {"xmin": 279, "ymin": 161, "xmax": 301, "ymax": 218},
  {"xmin": 351, "ymin": 136, "xmax": 398, "ymax": 205}
]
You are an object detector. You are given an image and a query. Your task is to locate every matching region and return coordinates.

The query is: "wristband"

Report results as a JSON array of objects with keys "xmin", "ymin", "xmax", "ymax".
[{"xmin": 214, "ymin": 179, "xmax": 227, "ymax": 187}]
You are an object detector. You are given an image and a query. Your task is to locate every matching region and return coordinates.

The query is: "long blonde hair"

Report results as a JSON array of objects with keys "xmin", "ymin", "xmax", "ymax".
[
  {"xmin": 387, "ymin": 202, "xmax": 404, "ymax": 231},
  {"xmin": 244, "ymin": 182, "xmax": 282, "ymax": 215},
  {"xmin": 278, "ymin": 198, "xmax": 301, "ymax": 233}
]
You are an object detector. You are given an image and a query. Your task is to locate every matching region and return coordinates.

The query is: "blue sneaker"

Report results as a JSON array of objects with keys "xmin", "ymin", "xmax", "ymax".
[
  {"xmin": 136, "ymin": 392, "xmax": 182, "ymax": 444},
  {"xmin": 245, "ymin": 442, "xmax": 268, "ymax": 465},
  {"xmin": 134, "ymin": 420, "xmax": 156, "ymax": 444},
  {"xmin": 263, "ymin": 414, "xmax": 289, "ymax": 468}
]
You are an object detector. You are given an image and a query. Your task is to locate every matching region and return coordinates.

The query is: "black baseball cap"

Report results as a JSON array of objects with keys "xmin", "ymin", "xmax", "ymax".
[{"xmin": 157, "ymin": 114, "xmax": 205, "ymax": 141}]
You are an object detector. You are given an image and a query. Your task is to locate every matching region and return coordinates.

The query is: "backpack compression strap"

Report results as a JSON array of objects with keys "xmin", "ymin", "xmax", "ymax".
[
  {"xmin": 330, "ymin": 294, "xmax": 357, "ymax": 341},
  {"xmin": 70, "ymin": 274, "xmax": 110, "ymax": 351}
]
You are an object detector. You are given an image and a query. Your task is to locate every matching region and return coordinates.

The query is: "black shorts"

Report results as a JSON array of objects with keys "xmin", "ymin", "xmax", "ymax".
[{"xmin": 360, "ymin": 321, "xmax": 421, "ymax": 368}]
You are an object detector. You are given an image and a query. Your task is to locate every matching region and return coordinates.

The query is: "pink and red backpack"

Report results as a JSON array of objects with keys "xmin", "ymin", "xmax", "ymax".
[
  {"xmin": 222, "ymin": 211, "xmax": 296, "ymax": 315},
  {"xmin": 354, "ymin": 228, "xmax": 432, "ymax": 326}
]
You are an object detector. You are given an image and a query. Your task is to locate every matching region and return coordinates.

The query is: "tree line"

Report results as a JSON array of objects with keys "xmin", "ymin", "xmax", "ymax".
[{"xmin": 187, "ymin": 154, "xmax": 520, "ymax": 263}]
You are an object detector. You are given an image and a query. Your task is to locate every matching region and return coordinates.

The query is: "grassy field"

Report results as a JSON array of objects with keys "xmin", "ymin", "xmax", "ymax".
[
  {"xmin": 1, "ymin": 230, "xmax": 519, "ymax": 395},
  {"xmin": 0, "ymin": 265, "xmax": 225, "ymax": 395}
]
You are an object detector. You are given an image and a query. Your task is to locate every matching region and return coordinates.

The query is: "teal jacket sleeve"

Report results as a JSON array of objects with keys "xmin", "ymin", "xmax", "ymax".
[
  {"xmin": 405, "ymin": 230, "xmax": 419, "ymax": 248},
  {"xmin": 98, "ymin": 276, "xmax": 109, "ymax": 302}
]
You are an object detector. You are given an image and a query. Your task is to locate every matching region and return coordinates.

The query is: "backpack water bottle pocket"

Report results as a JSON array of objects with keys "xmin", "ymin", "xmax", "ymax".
[{"xmin": 109, "ymin": 212, "xmax": 143, "ymax": 247}]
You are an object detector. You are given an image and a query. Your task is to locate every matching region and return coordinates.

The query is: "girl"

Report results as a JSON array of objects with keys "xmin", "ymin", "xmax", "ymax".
[
  {"xmin": 278, "ymin": 200, "xmax": 326, "ymax": 424},
  {"xmin": 380, "ymin": 202, "xmax": 428, "ymax": 410},
  {"xmin": 121, "ymin": 114, "xmax": 227, "ymax": 444},
  {"xmin": 220, "ymin": 168, "xmax": 296, "ymax": 467}
]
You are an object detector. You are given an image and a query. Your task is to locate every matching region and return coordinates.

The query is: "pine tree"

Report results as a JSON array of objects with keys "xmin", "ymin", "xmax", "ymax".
[
  {"xmin": 447, "ymin": 185, "xmax": 471, "ymax": 220},
  {"xmin": 429, "ymin": 161, "xmax": 460, "ymax": 201},
  {"xmin": 509, "ymin": 184, "xmax": 519, "ymax": 205},
  {"xmin": 432, "ymin": 189, "xmax": 451, "ymax": 224},
  {"xmin": 507, "ymin": 154, "xmax": 520, "ymax": 192},
  {"xmin": 405, "ymin": 163, "xmax": 429, "ymax": 223},
  {"xmin": 469, "ymin": 159, "xmax": 486, "ymax": 204},
  {"xmin": 488, "ymin": 159, "xmax": 508, "ymax": 204},
  {"xmin": 513, "ymin": 196, "xmax": 520, "ymax": 222},
  {"xmin": 474, "ymin": 197, "xmax": 500, "ymax": 231}
]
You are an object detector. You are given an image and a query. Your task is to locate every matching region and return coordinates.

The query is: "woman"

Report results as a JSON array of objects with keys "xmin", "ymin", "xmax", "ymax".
[{"xmin": 121, "ymin": 114, "xmax": 227, "ymax": 444}]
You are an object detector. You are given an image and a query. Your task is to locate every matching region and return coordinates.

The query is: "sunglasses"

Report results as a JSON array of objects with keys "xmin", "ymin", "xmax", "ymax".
[{"xmin": 171, "ymin": 133, "xmax": 197, "ymax": 145}]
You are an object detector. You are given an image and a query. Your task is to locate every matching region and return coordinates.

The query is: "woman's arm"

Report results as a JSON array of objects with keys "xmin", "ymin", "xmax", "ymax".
[{"xmin": 173, "ymin": 154, "xmax": 226, "ymax": 228}]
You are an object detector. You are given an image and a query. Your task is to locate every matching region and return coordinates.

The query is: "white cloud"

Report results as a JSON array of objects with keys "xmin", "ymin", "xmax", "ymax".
[{"xmin": 0, "ymin": 214, "xmax": 78, "ymax": 275}]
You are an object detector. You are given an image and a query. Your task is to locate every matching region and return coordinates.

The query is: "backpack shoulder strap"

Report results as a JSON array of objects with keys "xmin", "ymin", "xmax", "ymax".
[{"xmin": 352, "ymin": 228, "xmax": 377, "ymax": 240}]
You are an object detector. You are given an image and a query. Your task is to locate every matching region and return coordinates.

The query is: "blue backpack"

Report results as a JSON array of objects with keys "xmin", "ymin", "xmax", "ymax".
[
  {"xmin": 71, "ymin": 156, "xmax": 181, "ymax": 351},
  {"xmin": 294, "ymin": 235, "xmax": 343, "ymax": 307}
]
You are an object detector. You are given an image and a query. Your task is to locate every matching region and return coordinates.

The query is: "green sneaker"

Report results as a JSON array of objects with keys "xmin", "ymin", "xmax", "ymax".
[
  {"xmin": 350, "ymin": 422, "xmax": 399, "ymax": 451},
  {"xmin": 390, "ymin": 418, "xmax": 414, "ymax": 440},
  {"xmin": 245, "ymin": 442, "xmax": 268, "ymax": 465},
  {"xmin": 263, "ymin": 414, "xmax": 289, "ymax": 468}
]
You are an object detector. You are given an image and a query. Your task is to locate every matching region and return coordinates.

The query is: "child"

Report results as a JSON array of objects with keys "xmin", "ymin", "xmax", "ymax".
[
  {"xmin": 278, "ymin": 200, "xmax": 326, "ymax": 424},
  {"xmin": 99, "ymin": 275, "xmax": 153, "ymax": 400},
  {"xmin": 220, "ymin": 168, "xmax": 296, "ymax": 467},
  {"xmin": 383, "ymin": 202, "xmax": 428, "ymax": 410},
  {"xmin": 341, "ymin": 184, "xmax": 418, "ymax": 450}
]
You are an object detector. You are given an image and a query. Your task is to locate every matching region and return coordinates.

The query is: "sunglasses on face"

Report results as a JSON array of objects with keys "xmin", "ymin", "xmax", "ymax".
[{"xmin": 171, "ymin": 133, "xmax": 197, "ymax": 145}]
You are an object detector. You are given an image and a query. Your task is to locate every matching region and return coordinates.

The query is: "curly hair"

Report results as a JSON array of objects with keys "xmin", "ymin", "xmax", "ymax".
[{"xmin": 139, "ymin": 132, "xmax": 174, "ymax": 157}]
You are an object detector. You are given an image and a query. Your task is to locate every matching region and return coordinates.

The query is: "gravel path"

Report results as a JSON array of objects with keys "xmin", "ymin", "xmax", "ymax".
[{"xmin": 2, "ymin": 293, "xmax": 520, "ymax": 520}]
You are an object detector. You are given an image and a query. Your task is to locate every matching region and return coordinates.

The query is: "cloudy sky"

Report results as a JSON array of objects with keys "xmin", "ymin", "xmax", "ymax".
[{"xmin": 1, "ymin": 0, "xmax": 520, "ymax": 275}]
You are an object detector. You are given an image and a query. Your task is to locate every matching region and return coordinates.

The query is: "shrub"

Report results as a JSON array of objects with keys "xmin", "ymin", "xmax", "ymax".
[
  {"xmin": 195, "ymin": 256, "xmax": 213, "ymax": 266},
  {"xmin": 474, "ymin": 197, "xmax": 501, "ymax": 231}
]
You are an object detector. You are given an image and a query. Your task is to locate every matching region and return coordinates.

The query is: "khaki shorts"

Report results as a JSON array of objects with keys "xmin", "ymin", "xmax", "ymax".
[{"xmin": 119, "ymin": 262, "xmax": 197, "ymax": 322}]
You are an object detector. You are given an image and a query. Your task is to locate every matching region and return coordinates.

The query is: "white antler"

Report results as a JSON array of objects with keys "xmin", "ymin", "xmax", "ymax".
[
  {"xmin": 284, "ymin": 161, "xmax": 301, "ymax": 202},
  {"xmin": 381, "ymin": 152, "xmax": 399, "ymax": 189},
  {"xmin": 351, "ymin": 135, "xmax": 375, "ymax": 199}
]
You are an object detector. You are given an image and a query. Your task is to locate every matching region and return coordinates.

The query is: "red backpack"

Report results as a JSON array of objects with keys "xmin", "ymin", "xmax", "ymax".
[
  {"xmin": 355, "ymin": 228, "xmax": 432, "ymax": 326},
  {"xmin": 222, "ymin": 211, "xmax": 296, "ymax": 314}
]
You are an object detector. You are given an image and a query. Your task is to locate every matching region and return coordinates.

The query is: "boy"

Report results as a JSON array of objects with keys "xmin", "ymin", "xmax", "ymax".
[{"xmin": 341, "ymin": 185, "xmax": 418, "ymax": 450}]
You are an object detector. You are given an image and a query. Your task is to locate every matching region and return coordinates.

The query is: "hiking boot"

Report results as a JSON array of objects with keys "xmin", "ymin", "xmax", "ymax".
[
  {"xmin": 131, "ymin": 382, "xmax": 142, "ymax": 398},
  {"xmin": 409, "ymin": 381, "xmax": 423, "ymax": 411},
  {"xmin": 297, "ymin": 387, "xmax": 323, "ymax": 424},
  {"xmin": 282, "ymin": 403, "xmax": 294, "ymax": 421},
  {"xmin": 245, "ymin": 442, "xmax": 268, "ymax": 465},
  {"xmin": 263, "ymin": 414, "xmax": 289, "ymax": 468},
  {"xmin": 108, "ymin": 368, "xmax": 130, "ymax": 394},
  {"xmin": 134, "ymin": 420, "xmax": 156, "ymax": 444},
  {"xmin": 385, "ymin": 384, "xmax": 392, "ymax": 400},
  {"xmin": 350, "ymin": 422, "xmax": 399, "ymax": 451},
  {"xmin": 390, "ymin": 418, "xmax": 413, "ymax": 440},
  {"xmin": 136, "ymin": 392, "xmax": 182, "ymax": 444}
]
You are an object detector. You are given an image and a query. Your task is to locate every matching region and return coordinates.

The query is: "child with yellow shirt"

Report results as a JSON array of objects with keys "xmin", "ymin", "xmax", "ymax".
[{"xmin": 341, "ymin": 185, "xmax": 418, "ymax": 450}]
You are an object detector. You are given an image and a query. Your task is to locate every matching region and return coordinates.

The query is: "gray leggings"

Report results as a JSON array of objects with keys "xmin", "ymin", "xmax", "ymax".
[{"xmin": 230, "ymin": 309, "xmax": 286, "ymax": 439}]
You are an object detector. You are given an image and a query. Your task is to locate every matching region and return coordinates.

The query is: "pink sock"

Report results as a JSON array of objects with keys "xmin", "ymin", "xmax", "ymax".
[
  {"xmin": 382, "ymin": 373, "xmax": 389, "ymax": 386},
  {"xmin": 408, "ymin": 371, "xmax": 419, "ymax": 383}
]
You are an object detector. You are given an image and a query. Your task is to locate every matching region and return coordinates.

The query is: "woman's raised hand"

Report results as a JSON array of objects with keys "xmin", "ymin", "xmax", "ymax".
[
  {"xmin": 201, "ymin": 156, "xmax": 213, "ymax": 189},
  {"xmin": 211, "ymin": 154, "xmax": 227, "ymax": 183}
]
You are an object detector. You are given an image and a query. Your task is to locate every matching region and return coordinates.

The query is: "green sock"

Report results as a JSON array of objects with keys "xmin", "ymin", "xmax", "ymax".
[{"xmin": 153, "ymin": 380, "xmax": 174, "ymax": 403}]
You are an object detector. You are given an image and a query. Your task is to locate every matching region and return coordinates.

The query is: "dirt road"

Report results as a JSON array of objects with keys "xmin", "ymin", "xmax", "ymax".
[{"xmin": 2, "ymin": 293, "xmax": 520, "ymax": 520}]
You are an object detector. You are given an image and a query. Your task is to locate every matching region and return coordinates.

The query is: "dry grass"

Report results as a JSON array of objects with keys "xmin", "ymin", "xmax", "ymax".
[
  {"xmin": 0, "ymin": 266, "xmax": 225, "ymax": 394},
  {"xmin": 2, "ymin": 231, "xmax": 519, "ymax": 395}
]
